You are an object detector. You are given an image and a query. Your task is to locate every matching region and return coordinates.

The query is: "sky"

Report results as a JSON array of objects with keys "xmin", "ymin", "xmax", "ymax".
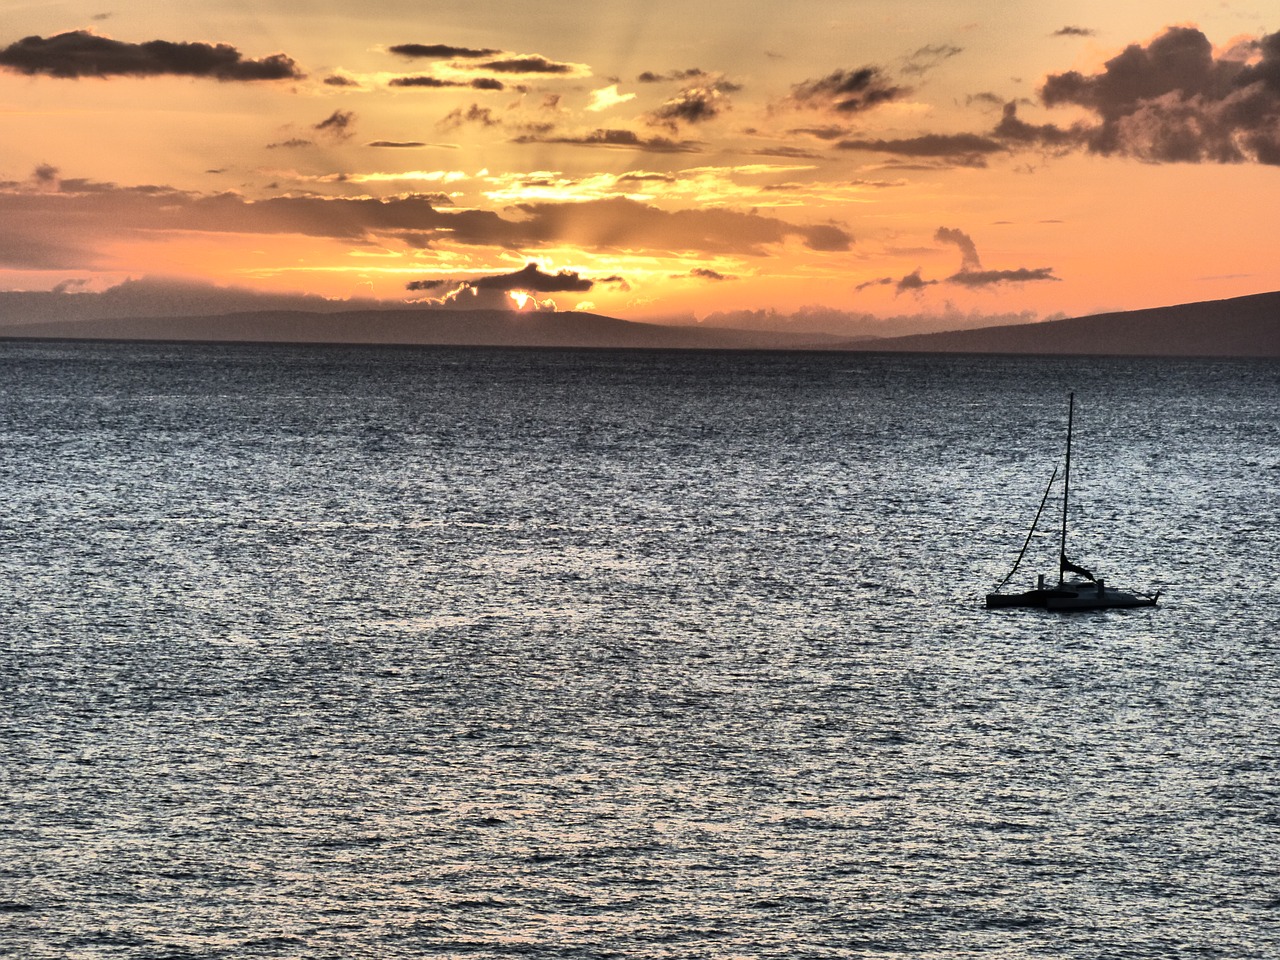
[{"xmin": 1, "ymin": 0, "xmax": 1277, "ymax": 336}]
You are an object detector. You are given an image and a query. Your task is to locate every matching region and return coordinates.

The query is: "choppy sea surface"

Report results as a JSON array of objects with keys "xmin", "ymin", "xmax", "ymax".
[{"xmin": 1, "ymin": 341, "xmax": 1277, "ymax": 959}]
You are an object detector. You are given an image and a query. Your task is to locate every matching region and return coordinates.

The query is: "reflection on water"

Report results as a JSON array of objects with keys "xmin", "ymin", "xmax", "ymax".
[{"xmin": 1, "ymin": 342, "xmax": 1277, "ymax": 957}]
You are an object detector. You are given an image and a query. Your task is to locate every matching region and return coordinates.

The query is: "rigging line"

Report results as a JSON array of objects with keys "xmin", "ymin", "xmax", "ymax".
[
  {"xmin": 1059, "ymin": 391, "xmax": 1074, "ymax": 581},
  {"xmin": 993, "ymin": 465, "xmax": 1059, "ymax": 593}
]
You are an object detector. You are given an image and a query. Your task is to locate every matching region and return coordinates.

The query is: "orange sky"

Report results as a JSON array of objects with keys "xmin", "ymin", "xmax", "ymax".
[{"xmin": 1, "ymin": 1, "xmax": 1277, "ymax": 336}]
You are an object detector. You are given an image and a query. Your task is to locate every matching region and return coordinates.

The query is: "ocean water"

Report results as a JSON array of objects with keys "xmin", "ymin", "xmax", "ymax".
[{"xmin": 1, "ymin": 341, "xmax": 1277, "ymax": 959}]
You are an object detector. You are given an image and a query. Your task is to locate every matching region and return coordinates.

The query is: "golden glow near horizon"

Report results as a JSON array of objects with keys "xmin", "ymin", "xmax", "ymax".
[{"xmin": 0, "ymin": 0, "xmax": 1277, "ymax": 335}]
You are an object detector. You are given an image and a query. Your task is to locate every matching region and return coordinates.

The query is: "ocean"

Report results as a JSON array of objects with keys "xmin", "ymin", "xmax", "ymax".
[{"xmin": 1, "ymin": 341, "xmax": 1277, "ymax": 958}]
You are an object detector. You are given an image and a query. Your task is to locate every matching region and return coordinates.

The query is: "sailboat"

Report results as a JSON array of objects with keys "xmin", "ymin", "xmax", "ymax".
[{"xmin": 986, "ymin": 392, "xmax": 1160, "ymax": 611}]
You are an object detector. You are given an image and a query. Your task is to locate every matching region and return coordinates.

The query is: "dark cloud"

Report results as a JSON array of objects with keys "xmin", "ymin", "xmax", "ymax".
[
  {"xmin": 801, "ymin": 224, "xmax": 853, "ymax": 252},
  {"xmin": 367, "ymin": 140, "xmax": 428, "ymax": 148},
  {"xmin": 501, "ymin": 197, "xmax": 852, "ymax": 255},
  {"xmin": 993, "ymin": 101, "xmax": 1083, "ymax": 148},
  {"xmin": 323, "ymin": 74, "xmax": 359, "ymax": 87},
  {"xmin": 750, "ymin": 146, "xmax": 822, "ymax": 159},
  {"xmin": 473, "ymin": 263, "xmax": 593, "ymax": 292},
  {"xmin": 1054, "ymin": 26, "xmax": 1096, "ymax": 38},
  {"xmin": 787, "ymin": 66, "xmax": 906, "ymax": 112},
  {"xmin": 389, "ymin": 75, "xmax": 454, "ymax": 88},
  {"xmin": 966, "ymin": 91, "xmax": 1006, "ymax": 108},
  {"xmin": 439, "ymin": 104, "xmax": 498, "ymax": 129},
  {"xmin": 389, "ymin": 43, "xmax": 501, "ymax": 59},
  {"xmin": 389, "ymin": 75, "xmax": 505, "ymax": 91},
  {"xmin": 646, "ymin": 86, "xmax": 729, "ymax": 129},
  {"xmin": 314, "ymin": 110, "xmax": 355, "ymax": 139},
  {"xmin": 858, "ymin": 229, "xmax": 1059, "ymax": 294},
  {"xmin": 597, "ymin": 274, "xmax": 631, "ymax": 291},
  {"xmin": 896, "ymin": 269, "xmax": 936, "ymax": 293},
  {"xmin": 947, "ymin": 267, "xmax": 1060, "ymax": 286},
  {"xmin": 934, "ymin": 226, "xmax": 981, "ymax": 272},
  {"xmin": 616, "ymin": 172, "xmax": 676, "ymax": 183},
  {"xmin": 266, "ymin": 138, "xmax": 313, "ymax": 149},
  {"xmin": 513, "ymin": 128, "xmax": 702, "ymax": 153},
  {"xmin": 788, "ymin": 125, "xmax": 848, "ymax": 140},
  {"xmin": 637, "ymin": 68, "xmax": 709, "ymax": 83},
  {"xmin": 0, "ymin": 179, "xmax": 853, "ymax": 270},
  {"xmin": 404, "ymin": 263, "xmax": 594, "ymax": 307},
  {"xmin": 479, "ymin": 56, "xmax": 574, "ymax": 74},
  {"xmin": 58, "ymin": 178, "xmax": 180, "ymax": 195},
  {"xmin": 854, "ymin": 275, "xmax": 895, "ymax": 292},
  {"xmin": 0, "ymin": 30, "xmax": 302, "ymax": 80},
  {"xmin": 1040, "ymin": 25, "xmax": 1280, "ymax": 164},
  {"xmin": 902, "ymin": 44, "xmax": 963, "ymax": 77},
  {"xmin": 835, "ymin": 133, "xmax": 1006, "ymax": 165},
  {"xmin": 675, "ymin": 267, "xmax": 736, "ymax": 281}
]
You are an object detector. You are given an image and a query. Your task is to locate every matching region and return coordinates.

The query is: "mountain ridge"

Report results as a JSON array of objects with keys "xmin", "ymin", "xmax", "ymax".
[
  {"xmin": 856, "ymin": 290, "xmax": 1279, "ymax": 358},
  {"xmin": 1, "ymin": 291, "xmax": 1276, "ymax": 357}
]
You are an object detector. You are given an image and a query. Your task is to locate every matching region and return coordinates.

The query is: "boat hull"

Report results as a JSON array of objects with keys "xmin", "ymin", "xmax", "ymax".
[{"xmin": 987, "ymin": 581, "xmax": 1159, "ymax": 611}]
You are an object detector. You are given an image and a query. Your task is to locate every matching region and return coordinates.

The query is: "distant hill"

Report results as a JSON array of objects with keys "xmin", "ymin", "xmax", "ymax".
[
  {"xmin": 858, "ymin": 290, "xmax": 1280, "ymax": 358},
  {"xmin": 0, "ymin": 290, "xmax": 1276, "ymax": 357},
  {"xmin": 0, "ymin": 307, "xmax": 844, "ymax": 351}
]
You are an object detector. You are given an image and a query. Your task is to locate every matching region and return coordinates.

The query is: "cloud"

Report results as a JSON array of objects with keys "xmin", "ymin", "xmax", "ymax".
[
  {"xmin": 674, "ymin": 267, "xmax": 736, "ymax": 281},
  {"xmin": 389, "ymin": 75, "xmax": 505, "ymax": 91},
  {"xmin": 646, "ymin": 85, "xmax": 730, "ymax": 129},
  {"xmin": 471, "ymin": 262, "xmax": 593, "ymax": 292},
  {"xmin": 854, "ymin": 275, "xmax": 895, "ymax": 292},
  {"xmin": 1040, "ymin": 25, "xmax": 1280, "ymax": 164},
  {"xmin": 389, "ymin": 43, "xmax": 501, "ymax": 59},
  {"xmin": 513, "ymin": 128, "xmax": 702, "ymax": 153},
  {"xmin": 896, "ymin": 269, "xmax": 936, "ymax": 293},
  {"xmin": 314, "ymin": 110, "xmax": 355, "ymax": 139},
  {"xmin": 857, "ymin": 228, "xmax": 1059, "ymax": 294},
  {"xmin": 498, "ymin": 197, "xmax": 852, "ymax": 255},
  {"xmin": 835, "ymin": 133, "xmax": 1006, "ymax": 165},
  {"xmin": 266, "ymin": 137, "xmax": 314, "ymax": 149},
  {"xmin": 479, "ymin": 55, "xmax": 576, "ymax": 75},
  {"xmin": 788, "ymin": 125, "xmax": 849, "ymax": 140},
  {"xmin": 637, "ymin": 68, "xmax": 710, "ymax": 83},
  {"xmin": 439, "ymin": 104, "xmax": 498, "ymax": 129},
  {"xmin": 966, "ymin": 91, "xmax": 1007, "ymax": 108},
  {"xmin": 1054, "ymin": 26, "xmax": 1096, "ymax": 38},
  {"xmin": 786, "ymin": 66, "xmax": 906, "ymax": 112},
  {"xmin": 992, "ymin": 101, "xmax": 1083, "ymax": 148},
  {"xmin": 750, "ymin": 146, "xmax": 822, "ymax": 159},
  {"xmin": 323, "ymin": 74, "xmax": 359, "ymax": 87},
  {"xmin": 616, "ymin": 172, "xmax": 676, "ymax": 184},
  {"xmin": 0, "ymin": 30, "xmax": 302, "ymax": 80},
  {"xmin": 901, "ymin": 44, "xmax": 963, "ymax": 77},
  {"xmin": 367, "ymin": 140, "xmax": 428, "ymax": 148},
  {"xmin": 586, "ymin": 84, "xmax": 635, "ymax": 112},
  {"xmin": 0, "ymin": 175, "xmax": 854, "ymax": 271},
  {"xmin": 934, "ymin": 226, "xmax": 981, "ymax": 272},
  {"xmin": 404, "ymin": 262, "xmax": 595, "ymax": 310},
  {"xmin": 947, "ymin": 267, "xmax": 1060, "ymax": 286}
]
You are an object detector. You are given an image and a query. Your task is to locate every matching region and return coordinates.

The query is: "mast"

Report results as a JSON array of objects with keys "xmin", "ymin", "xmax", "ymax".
[{"xmin": 1059, "ymin": 391, "xmax": 1073, "ymax": 583}]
